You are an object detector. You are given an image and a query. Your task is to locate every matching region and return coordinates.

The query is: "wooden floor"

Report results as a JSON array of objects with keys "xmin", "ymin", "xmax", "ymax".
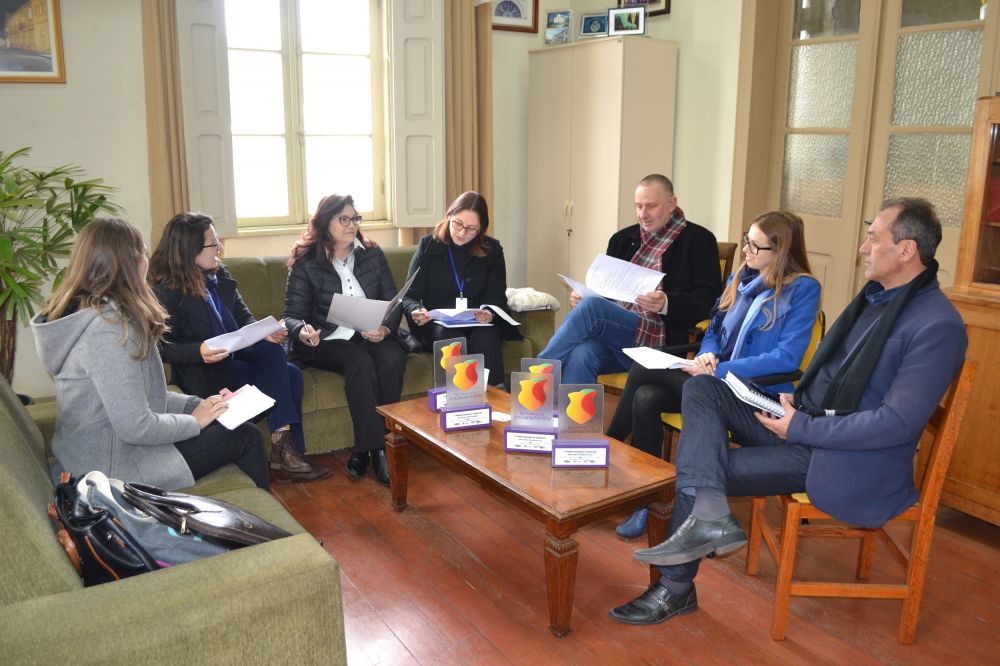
[{"xmin": 273, "ymin": 441, "xmax": 1000, "ymax": 665}]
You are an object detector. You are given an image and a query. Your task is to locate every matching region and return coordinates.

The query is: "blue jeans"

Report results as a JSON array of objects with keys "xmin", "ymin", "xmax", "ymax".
[
  {"xmin": 539, "ymin": 297, "xmax": 638, "ymax": 384},
  {"xmin": 657, "ymin": 374, "xmax": 812, "ymax": 584}
]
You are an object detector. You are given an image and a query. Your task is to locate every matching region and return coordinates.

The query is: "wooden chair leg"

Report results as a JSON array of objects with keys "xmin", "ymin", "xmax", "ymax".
[
  {"xmin": 857, "ymin": 530, "xmax": 876, "ymax": 580},
  {"xmin": 771, "ymin": 500, "xmax": 801, "ymax": 641},
  {"xmin": 746, "ymin": 496, "xmax": 765, "ymax": 576},
  {"xmin": 898, "ymin": 520, "xmax": 935, "ymax": 644}
]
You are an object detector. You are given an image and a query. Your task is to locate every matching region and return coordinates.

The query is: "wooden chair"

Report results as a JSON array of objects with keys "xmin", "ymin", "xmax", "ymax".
[
  {"xmin": 599, "ymin": 241, "xmax": 738, "ymax": 395},
  {"xmin": 745, "ymin": 360, "xmax": 976, "ymax": 644}
]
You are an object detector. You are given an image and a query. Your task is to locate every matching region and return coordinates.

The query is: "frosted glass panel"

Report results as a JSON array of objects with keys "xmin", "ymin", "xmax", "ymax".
[
  {"xmin": 224, "ymin": 0, "xmax": 280, "ymax": 50},
  {"xmin": 228, "ymin": 51, "xmax": 285, "ymax": 134},
  {"xmin": 884, "ymin": 133, "xmax": 971, "ymax": 229},
  {"xmin": 300, "ymin": 0, "xmax": 370, "ymax": 54},
  {"xmin": 787, "ymin": 43, "xmax": 857, "ymax": 128},
  {"xmin": 780, "ymin": 134, "xmax": 849, "ymax": 217},
  {"xmin": 793, "ymin": 0, "xmax": 860, "ymax": 39},
  {"xmin": 901, "ymin": 0, "xmax": 984, "ymax": 27},
  {"xmin": 305, "ymin": 137, "xmax": 374, "ymax": 214},
  {"xmin": 232, "ymin": 136, "xmax": 289, "ymax": 218},
  {"xmin": 891, "ymin": 29, "xmax": 982, "ymax": 127},
  {"xmin": 302, "ymin": 55, "xmax": 372, "ymax": 135}
]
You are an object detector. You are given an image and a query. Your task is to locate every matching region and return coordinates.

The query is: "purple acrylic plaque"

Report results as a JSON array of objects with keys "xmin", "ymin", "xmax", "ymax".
[
  {"xmin": 440, "ymin": 403, "xmax": 492, "ymax": 431},
  {"xmin": 551, "ymin": 439, "xmax": 610, "ymax": 468},
  {"xmin": 427, "ymin": 386, "xmax": 447, "ymax": 412}
]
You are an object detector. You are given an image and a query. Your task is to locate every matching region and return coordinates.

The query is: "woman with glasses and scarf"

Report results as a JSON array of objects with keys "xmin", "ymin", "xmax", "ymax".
[
  {"xmin": 150, "ymin": 212, "xmax": 331, "ymax": 484},
  {"xmin": 607, "ymin": 210, "xmax": 820, "ymax": 538},
  {"xmin": 283, "ymin": 194, "xmax": 406, "ymax": 485},
  {"xmin": 401, "ymin": 191, "xmax": 516, "ymax": 389}
]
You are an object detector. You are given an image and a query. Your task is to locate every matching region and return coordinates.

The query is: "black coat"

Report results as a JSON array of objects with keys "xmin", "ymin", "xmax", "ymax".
[
  {"xmin": 606, "ymin": 221, "xmax": 722, "ymax": 346},
  {"xmin": 401, "ymin": 234, "xmax": 520, "ymax": 339},
  {"xmin": 282, "ymin": 243, "xmax": 403, "ymax": 361},
  {"xmin": 154, "ymin": 265, "xmax": 256, "ymax": 398}
]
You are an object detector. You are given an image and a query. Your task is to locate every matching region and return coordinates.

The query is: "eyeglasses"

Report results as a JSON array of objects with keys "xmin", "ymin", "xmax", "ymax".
[
  {"xmin": 450, "ymin": 218, "xmax": 481, "ymax": 235},
  {"xmin": 203, "ymin": 239, "xmax": 222, "ymax": 250},
  {"xmin": 335, "ymin": 214, "xmax": 363, "ymax": 227},
  {"xmin": 742, "ymin": 232, "xmax": 773, "ymax": 255}
]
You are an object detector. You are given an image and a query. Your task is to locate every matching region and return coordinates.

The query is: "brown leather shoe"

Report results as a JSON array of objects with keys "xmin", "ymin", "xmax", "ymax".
[
  {"xmin": 273, "ymin": 463, "xmax": 332, "ymax": 484},
  {"xmin": 270, "ymin": 430, "xmax": 311, "ymax": 473}
]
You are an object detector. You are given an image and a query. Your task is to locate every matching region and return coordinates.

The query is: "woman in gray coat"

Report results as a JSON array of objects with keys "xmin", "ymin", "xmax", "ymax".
[{"xmin": 31, "ymin": 218, "xmax": 268, "ymax": 490}]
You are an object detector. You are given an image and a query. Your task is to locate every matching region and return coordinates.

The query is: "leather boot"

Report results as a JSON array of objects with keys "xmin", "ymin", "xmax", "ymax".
[
  {"xmin": 370, "ymin": 449, "xmax": 391, "ymax": 486},
  {"xmin": 269, "ymin": 430, "xmax": 332, "ymax": 484}
]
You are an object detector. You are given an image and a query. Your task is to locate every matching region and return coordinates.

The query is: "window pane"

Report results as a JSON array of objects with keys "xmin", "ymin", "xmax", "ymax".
[
  {"xmin": 780, "ymin": 133, "xmax": 849, "ymax": 217},
  {"xmin": 891, "ymin": 28, "xmax": 982, "ymax": 127},
  {"xmin": 304, "ymin": 137, "xmax": 374, "ymax": 214},
  {"xmin": 232, "ymin": 136, "xmax": 289, "ymax": 218},
  {"xmin": 300, "ymin": 0, "xmax": 370, "ymax": 54},
  {"xmin": 793, "ymin": 0, "xmax": 860, "ymax": 39},
  {"xmin": 884, "ymin": 133, "xmax": 971, "ymax": 229},
  {"xmin": 224, "ymin": 0, "xmax": 281, "ymax": 50},
  {"xmin": 228, "ymin": 50, "xmax": 285, "ymax": 134},
  {"xmin": 302, "ymin": 54, "xmax": 372, "ymax": 135},
  {"xmin": 901, "ymin": 0, "xmax": 985, "ymax": 27},
  {"xmin": 787, "ymin": 42, "xmax": 857, "ymax": 128}
]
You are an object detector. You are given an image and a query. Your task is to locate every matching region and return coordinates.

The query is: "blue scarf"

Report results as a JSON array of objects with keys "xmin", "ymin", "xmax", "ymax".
[
  {"xmin": 715, "ymin": 269, "xmax": 766, "ymax": 361},
  {"xmin": 204, "ymin": 273, "xmax": 238, "ymax": 336}
]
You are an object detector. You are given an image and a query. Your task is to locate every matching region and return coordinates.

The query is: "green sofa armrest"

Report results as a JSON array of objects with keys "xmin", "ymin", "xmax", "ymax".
[{"xmin": 0, "ymin": 534, "xmax": 346, "ymax": 665}]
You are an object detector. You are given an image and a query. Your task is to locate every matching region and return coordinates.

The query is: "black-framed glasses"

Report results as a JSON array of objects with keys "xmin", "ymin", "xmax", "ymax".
[
  {"xmin": 742, "ymin": 232, "xmax": 773, "ymax": 255},
  {"xmin": 335, "ymin": 214, "xmax": 363, "ymax": 227},
  {"xmin": 449, "ymin": 217, "xmax": 481, "ymax": 235},
  {"xmin": 203, "ymin": 239, "xmax": 222, "ymax": 250}
]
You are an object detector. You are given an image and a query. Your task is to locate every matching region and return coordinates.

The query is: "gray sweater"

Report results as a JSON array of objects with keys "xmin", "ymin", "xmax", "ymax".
[{"xmin": 31, "ymin": 302, "xmax": 202, "ymax": 489}]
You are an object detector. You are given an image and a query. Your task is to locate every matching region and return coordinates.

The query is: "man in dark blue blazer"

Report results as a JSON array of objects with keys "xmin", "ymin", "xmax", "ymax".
[{"xmin": 609, "ymin": 197, "xmax": 968, "ymax": 626}]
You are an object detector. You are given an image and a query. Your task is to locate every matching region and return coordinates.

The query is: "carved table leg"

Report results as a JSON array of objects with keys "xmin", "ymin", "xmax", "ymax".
[
  {"xmin": 384, "ymin": 429, "xmax": 410, "ymax": 512},
  {"xmin": 544, "ymin": 532, "xmax": 580, "ymax": 637},
  {"xmin": 647, "ymin": 490, "xmax": 675, "ymax": 585}
]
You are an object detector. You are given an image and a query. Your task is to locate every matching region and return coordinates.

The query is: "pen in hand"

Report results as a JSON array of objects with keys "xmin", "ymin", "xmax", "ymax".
[{"xmin": 301, "ymin": 323, "xmax": 319, "ymax": 346}]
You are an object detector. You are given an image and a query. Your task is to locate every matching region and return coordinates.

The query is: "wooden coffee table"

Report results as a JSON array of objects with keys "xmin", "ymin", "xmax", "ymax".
[{"xmin": 376, "ymin": 387, "xmax": 676, "ymax": 636}]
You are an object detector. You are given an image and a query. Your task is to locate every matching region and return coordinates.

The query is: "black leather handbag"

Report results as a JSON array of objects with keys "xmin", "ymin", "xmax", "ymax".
[
  {"xmin": 48, "ymin": 473, "xmax": 160, "ymax": 586},
  {"xmin": 121, "ymin": 483, "xmax": 293, "ymax": 547}
]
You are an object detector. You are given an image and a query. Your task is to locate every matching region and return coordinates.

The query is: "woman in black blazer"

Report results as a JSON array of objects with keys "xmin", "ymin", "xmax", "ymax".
[
  {"xmin": 283, "ymin": 193, "xmax": 407, "ymax": 485},
  {"xmin": 402, "ymin": 191, "xmax": 514, "ymax": 387},
  {"xmin": 150, "ymin": 212, "xmax": 330, "ymax": 483}
]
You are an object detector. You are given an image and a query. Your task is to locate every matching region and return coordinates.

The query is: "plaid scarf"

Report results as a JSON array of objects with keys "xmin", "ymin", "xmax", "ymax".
[{"xmin": 625, "ymin": 207, "xmax": 686, "ymax": 347}]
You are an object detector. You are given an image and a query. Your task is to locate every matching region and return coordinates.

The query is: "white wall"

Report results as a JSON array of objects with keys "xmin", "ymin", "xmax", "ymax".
[
  {"xmin": 492, "ymin": 0, "xmax": 743, "ymax": 286},
  {"xmin": 2, "ymin": 0, "xmax": 151, "ymax": 397}
]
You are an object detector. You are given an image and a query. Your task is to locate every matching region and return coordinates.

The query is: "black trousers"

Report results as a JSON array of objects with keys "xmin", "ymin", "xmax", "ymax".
[
  {"xmin": 415, "ymin": 323, "xmax": 505, "ymax": 386},
  {"xmin": 606, "ymin": 366, "xmax": 690, "ymax": 457},
  {"xmin": 307, "ymin": 335, "xmax": 407, "ymax": 453},
  {"xmin": 174, "ymin": 421, "xmax": 269, "ymax": 490}
]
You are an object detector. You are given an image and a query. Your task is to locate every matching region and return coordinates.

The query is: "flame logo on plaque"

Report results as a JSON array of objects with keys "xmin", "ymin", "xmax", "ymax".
[
  {"xmin": 452, "ymin": 359, "xmax": 478, "ymax": 391},
  {"xmin": 528, "ymin": 362, "xmax": 555, "ymax": 375},
  {"xmin": 517, "ymin": 377, "xmax": 548, "ymax": 411},
  {"xmin": 566, "ymin": 388, "xmax": 598, "ymax": 424},
  {"xmin": 439, "ymin": 341, "xmax": 463, "ymax": 369}
]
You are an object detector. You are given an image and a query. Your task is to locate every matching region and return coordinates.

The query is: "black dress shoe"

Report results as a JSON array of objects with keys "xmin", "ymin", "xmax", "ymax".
[
  {"xmin": 634, "ymin": 513, "xmax": 747, "ymax": 566},
  {"xmin": 346, "ymin": 451, "xmax": 368, "ymax": 481},
  {"xmin": 370, "ymin": 449, "xmax": 391, "ymax": 486},
  {"xmin": 608, "ymin": 583, "xmax": 697, "ymax": 625}
]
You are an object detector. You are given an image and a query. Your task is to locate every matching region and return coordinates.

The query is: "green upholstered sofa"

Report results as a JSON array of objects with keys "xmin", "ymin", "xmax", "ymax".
[
  {"xmin": 210, "ymin": 245, "xmax": 555, "ymax": 453},
  {"xmin": 0, "ymin": 374, "xmax": 347, "ymax": 664}
]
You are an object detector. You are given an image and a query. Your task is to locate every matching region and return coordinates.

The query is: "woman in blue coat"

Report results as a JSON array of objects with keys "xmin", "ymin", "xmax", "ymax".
[{"xmin": 607, "ymin": 210, "xmax": 820, "ymax": 538}]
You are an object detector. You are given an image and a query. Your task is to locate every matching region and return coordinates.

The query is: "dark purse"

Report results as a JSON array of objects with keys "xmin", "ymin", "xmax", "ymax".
[
  {"xmin": 121, "ymin": 482, "xmax": 293, "ymax": 547},
  {"xmin": 48, "ymin": 473, "xmax": 160, "ymax": 586}
]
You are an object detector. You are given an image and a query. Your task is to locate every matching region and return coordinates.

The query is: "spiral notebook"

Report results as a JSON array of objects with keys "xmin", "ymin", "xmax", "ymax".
[{"xmin": 723, "ymin": 372, "xmax": 785, "ymax": 417}]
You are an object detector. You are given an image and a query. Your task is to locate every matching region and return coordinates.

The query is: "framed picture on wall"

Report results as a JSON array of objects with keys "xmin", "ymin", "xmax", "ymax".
[
  {"xmin": 608, "ymin": 7, "xmax": 646, "ymax": 36},
  {"xmin": 0, "ymin": 0, "xmax": 65, "ymax": 83},
  {"xmin": 579, "ymin": 13, "xmax": 608, "ymax": 39},
  {"xmin": 492, "ymin": 0, "xmax": 539, "ymax": 33},
  {"xmin": 618, "ymin": 0, "xmax": 671, "ymax": 18},
  {"xmin": 545, "ymin": 9, "xmax": 573, "ymax": 45}
]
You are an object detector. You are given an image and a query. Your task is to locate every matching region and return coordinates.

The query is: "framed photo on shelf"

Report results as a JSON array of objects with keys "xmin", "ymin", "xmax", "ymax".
[
  {"xmin": 618, "ymin": 0, "xmax": 671, "ymax": 18},
  {"xmin": 0, "ymin": 0, "xmax": 65, "ymax": 83},
  {"xmin": 545, "ymin": 9, "xmax": 573, "ymax": 46},
  {"xmin": 579, "ymin": 13, "xmax": 608, "ymax": 39},
  {"xmin": 492, "ymin": 0, "xmax": 538, "ymax": 33},
  {"xmin": 608, "ymin": 6, "xmax": 646, "ymax": 36}
]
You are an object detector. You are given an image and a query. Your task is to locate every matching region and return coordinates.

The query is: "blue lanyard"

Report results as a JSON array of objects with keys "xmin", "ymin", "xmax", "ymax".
[{"xmin": 447, "ymin": 245, "xmax": 465, "ymax": 298}]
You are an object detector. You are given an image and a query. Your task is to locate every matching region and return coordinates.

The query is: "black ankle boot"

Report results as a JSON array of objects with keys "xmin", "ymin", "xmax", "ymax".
[
  {"xmin": 370, "ymin": 449, "xmax": 390, "ymax": 486},
  {"xmin": 346, "ymin": 451, "xmax": 367, "ymax": 481}
]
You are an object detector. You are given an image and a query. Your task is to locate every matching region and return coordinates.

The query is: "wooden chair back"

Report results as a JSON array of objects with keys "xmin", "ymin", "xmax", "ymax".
[{"xmin": 745, "ymin": 359, "xmax": 976, "ymax": 644}]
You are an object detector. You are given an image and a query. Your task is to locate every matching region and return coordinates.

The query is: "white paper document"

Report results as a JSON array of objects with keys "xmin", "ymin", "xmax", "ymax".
[
  {"xmin": 427, "ymin": 305, "xmax": 521, "ymax": 327},
  {"xmin": 622, "ymin": 347, "xmax": 695, "ymax": 370},
  {"xmin": 216, "ymin": 384, "xmax": 275, "ymax": 430},
  {"xmin": 205, "ymin": 316, "xmax": 283, "ymax": 354},
  {"xmin": 723, "ymin": 372, "xmax": 785, "ymax": 418},
  {"xmin": 326, "ymin": 268, "xmax": 421, "ymax": 332},
  {"xmin": 558, "ymin": 254, "xmax": 665, "ymax": 304}
]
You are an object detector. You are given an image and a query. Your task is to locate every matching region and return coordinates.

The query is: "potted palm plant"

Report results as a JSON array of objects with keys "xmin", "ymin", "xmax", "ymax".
[{"xmin": 0, "ymin": 147, "xmax": 123, "ymax": 387}]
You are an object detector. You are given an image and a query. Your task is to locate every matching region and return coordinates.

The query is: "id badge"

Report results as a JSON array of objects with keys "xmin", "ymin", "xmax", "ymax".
[{"xmin": 455, "ymin": 297, "xmax": 468, "ymax": 310}]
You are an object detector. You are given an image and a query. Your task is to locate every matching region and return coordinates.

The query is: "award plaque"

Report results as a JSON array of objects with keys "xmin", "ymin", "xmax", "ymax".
[
  {"xmin": 521, "ymin": 357, "xmax": 562, "ymax": 426},
  {"xmin": 428, "ymin": 337, "xmax": 466, "ymax": 411},
  {"xmin": 440, "ymin": 353, "xmax": 491, "ymax": 431},
  {"xmin": 504, "ymin": 371, "xmax": 556, "ymax": 453},
  {"xmin": 552, "ymin": 384, "xmax": 609, "ymax": 468}
]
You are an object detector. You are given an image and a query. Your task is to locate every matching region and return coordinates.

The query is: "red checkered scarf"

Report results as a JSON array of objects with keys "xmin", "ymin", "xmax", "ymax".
[{"xmin": 624, "ymin": 207, "xmax": 686, "ymax": 347}]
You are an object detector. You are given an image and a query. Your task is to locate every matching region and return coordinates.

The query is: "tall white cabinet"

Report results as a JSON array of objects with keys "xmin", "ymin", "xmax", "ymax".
[{"xmin": 526, "ymin": 38, "xmax": 678, "ymax": 321}]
